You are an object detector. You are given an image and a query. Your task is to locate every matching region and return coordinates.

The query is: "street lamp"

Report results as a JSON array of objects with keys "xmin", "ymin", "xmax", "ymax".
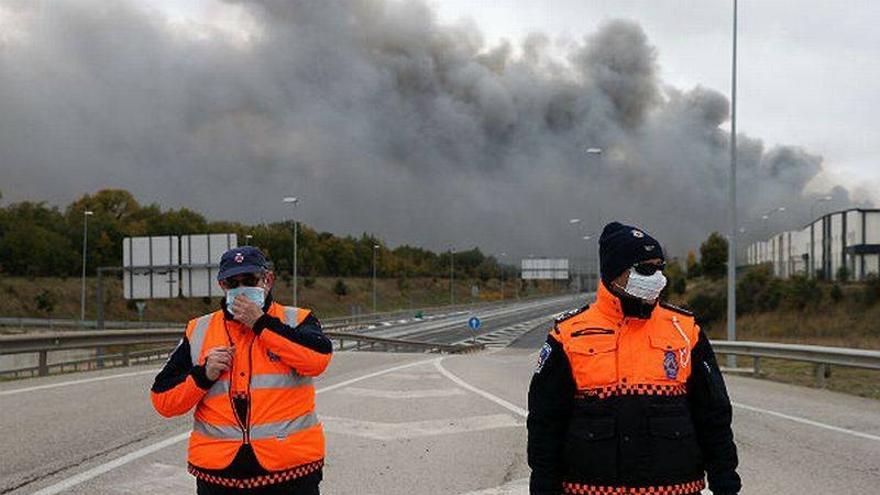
[
  {"xmin": 499, "ymin": 252, "xmax": 507, "ymax": 301},
  {"xmin": 372, "ymin": 244, "xmax": 380, "ymax": 313},
  {"xmin": 282, "ymin": 197, "xmax": 300, "ymax": 306},
  {"xmin": 80, "ymin": 210, "xmax": 94, "ymax": 324},
  {"xmin": 726, "ymin": 0, "xmax": 739, "ymax": 367},
  {"xmin": 449, "ymin": 247, "xmax": 455, "ymax": 306},
  {"xmin": 586, "ymin": 148, "xmax": 603, "ymax": 155}
]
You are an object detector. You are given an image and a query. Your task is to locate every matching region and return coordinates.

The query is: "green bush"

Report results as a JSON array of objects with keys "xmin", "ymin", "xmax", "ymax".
[
  {"xmin": 35, "ymin": 289, "xmax": 56, "ymax": 314},
  {"xmin": 736, "ymin": 265, "xmax": 782, "ymax": 314},
  {"xmin": 333, "ymin": 279, "xmax": 349, "ymax": 299},
  {"xmin": 661, "ymin": 259, "xmax": 687, "ymax": 299},
  {"xmin": 304, "ymin": 277, "xmax": 316, "ymax": 289},
  {"xmin": 782, "ymin": 275, "xmax": 822, "ymax": 310},
  {"xmin": 861, "ymin": 274, "xmax": 880, "ymax": 306},
  {"xmin": 699, "ymin": 232, "xmax": 728, "ymax": 280},
  {"xmin": 836, "ymin": 266, "xmax": 850, "ymax": 282},
  {"xmin": 830, "ymin": 283, "xmax": 843, "ymax": 304},
  {"xmin": 687, "ymin": 289, "xmax": 725, "ymax": 327}
]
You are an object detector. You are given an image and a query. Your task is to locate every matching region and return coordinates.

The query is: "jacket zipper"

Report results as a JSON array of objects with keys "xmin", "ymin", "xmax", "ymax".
[
  {"xmin": 243, "ymin": 337, "xmax": 255, "ymax": 444},
  {"xmin": 224, "ymin": 321, "xmax": 252, "ymax": 445}
]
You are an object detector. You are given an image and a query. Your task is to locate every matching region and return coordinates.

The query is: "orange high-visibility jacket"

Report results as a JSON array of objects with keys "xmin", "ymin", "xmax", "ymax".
[{"xmin": 151, "ymin": 301, "xmax": 332, "ymax": 488}]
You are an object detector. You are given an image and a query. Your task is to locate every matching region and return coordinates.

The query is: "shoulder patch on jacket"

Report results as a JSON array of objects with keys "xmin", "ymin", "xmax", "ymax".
[
  {"xmin": 659, "ymin": 301, "xmax": 693, "ymax": 317},
  {"xmin": 554, "ymin": 304, "xmax": 590, "ymax": 324}
]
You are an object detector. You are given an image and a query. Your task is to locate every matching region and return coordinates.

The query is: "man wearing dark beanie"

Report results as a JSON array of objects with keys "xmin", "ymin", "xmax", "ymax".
[{"xmin": 528, "ymin": 222, "xmax": 741, "ymax": 495}]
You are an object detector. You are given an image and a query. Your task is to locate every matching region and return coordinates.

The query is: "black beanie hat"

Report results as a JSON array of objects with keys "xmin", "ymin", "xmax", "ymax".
[{"xmin": 599, "ymin": 222, "xmax": 665, "ymax": 284}]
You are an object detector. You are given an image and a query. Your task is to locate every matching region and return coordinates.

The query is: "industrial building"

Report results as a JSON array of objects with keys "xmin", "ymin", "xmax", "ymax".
[{"xmin": 745, "ymin": 208, "xmax": 880, "ymax": 281}]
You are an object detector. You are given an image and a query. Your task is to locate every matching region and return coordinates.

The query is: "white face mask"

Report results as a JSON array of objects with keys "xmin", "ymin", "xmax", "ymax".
[
  {"xmin": 619, "ymin": 268, "xmax": 667, "ymax": 302},
  {"xmin": 225, "ymin": 286, "xmax": 266, "ymax": 315}
]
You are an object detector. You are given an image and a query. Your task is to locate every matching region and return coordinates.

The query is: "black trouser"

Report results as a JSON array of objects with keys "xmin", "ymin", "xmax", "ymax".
[{"xmin": 196, "ymin": 475, "xmax": 320, "ymax": 495}]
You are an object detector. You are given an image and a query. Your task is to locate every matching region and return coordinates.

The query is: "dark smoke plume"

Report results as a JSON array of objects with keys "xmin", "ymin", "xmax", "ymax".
[{"xmin": 0, "ymin": 0, "xmax": 867, "ymax": 263}]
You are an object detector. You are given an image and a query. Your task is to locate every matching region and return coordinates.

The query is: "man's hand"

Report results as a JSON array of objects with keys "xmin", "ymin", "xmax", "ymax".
[
  {"xmin": 204, "ymin": 346, "xmax": 234, "ymax": 381},
  {"xmin": 232, "ymin": 295, "xmax": 264, "ymax": 328}
]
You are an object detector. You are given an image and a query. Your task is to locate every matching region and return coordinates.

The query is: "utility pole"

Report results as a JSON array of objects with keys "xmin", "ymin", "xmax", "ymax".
[
  {"xmin": 449, "ymin": 247, "xmax": 455, "ymax": 306},
  {"xmin": 80, "ymin": 210, "xmax": 94, "ymax": 324},
  {"xmin": 726, "ymin": 0, "xmax": 738, "ymax": 367},
  {"xmin": 282, "ymin": 197, "xmax": 300, "ymax": 306},
  {"xmin": 372, "ymin": 244, "xmax": 379, "ymax": 313}
]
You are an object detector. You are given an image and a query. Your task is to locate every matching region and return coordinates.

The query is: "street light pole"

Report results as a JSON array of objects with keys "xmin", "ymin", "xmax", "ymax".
[
  {"xmin": 282, "ymin": 197, "xmax": 300, "ymax": 306},
  {"xmin": 500, "ymin": 252, "xmax": 507, "ymax": 301},
  {"xmin": 584, "ymin": 147, "xmax": 605, "ymax": 292},
  {"xmin": 372, "ymin": 244, "xmax": 379, "ymax": 313},
  {"xmin": 726, "ymin": 0, "xmax": 739, "ymax": 367},
  {"xmin": 449, "ymin": 247, "xmax": 455, "ymax": 306},
  {"xmin": 80, "ymin": 210, "xmax": 94, "ymax": 324}
]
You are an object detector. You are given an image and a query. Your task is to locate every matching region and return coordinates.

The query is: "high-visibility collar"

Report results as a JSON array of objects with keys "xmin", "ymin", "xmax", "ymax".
[{"xmin": 593, "ymin": 282, "xmax": 625, "ymax": 322}]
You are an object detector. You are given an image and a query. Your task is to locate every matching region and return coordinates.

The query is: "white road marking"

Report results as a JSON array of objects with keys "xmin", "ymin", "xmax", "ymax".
[
  {"xmin": 0, "ymin": 369, "xmax": 159, "ymax": 397},
  {"xmin": 434, "ymin": 358, "xmax": 527, "ymax": 418},
  {"xmin": 27, "ymin": 357, "xmax": 439, "ymax": 495},
  {"xmin": 334, "ymin": 386, "xmax": 466, "ymax": 399},
  {"xmin": 383, "ymin": 372, "xmax": 443, "ymax": 381},
  {"xmin": 30, "ymin": 432, "xmax": 189, "ymax": 495},
  {"xmin": 323, "ymin": 413, "xmax": 521, "ymax": 440},
  {"xmin": 733, "ymin": 401, "xmax": 880, "ymax": 443}
]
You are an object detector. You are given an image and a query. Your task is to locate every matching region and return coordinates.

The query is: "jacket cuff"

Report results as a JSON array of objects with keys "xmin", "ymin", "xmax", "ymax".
[
  {"xmin": 252, "ymin": 313, "xmax": 281, "ymax": 336},
  {"xmin": 190, "ymin": 365, "xmax": 216, "ymax": 390}
]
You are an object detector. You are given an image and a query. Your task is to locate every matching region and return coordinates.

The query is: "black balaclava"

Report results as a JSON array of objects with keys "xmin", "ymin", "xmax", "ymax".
[{"xmin": 599, "ymin": 221, "xmax": 665, "ymax": 319}]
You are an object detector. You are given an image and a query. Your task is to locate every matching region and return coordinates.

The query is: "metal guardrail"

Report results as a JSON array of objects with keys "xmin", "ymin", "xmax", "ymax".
[
  {"xmin": 712, "ymin": 340, "xmax": 880, "ymax": 386},
  {"xmin": 0, "ymin": 293, "xmax": 565, "ymax": 331},
  {"xmin": 0, "ymin": 327, "xmax": 483, "ymax": 379}
]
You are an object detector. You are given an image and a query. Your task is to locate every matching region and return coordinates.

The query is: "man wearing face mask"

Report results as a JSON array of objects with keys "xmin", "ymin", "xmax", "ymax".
[
  {"xmin": 151, "ymin": 246, "xmax": 333, "ymax": 494},
  {"xmin": 527, "ymin": 222, "xmax": 740, "ymax": 495}
]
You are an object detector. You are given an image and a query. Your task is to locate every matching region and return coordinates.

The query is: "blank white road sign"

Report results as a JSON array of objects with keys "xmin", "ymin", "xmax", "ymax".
[
  {"xmin": 180, "ymin": 233, "xmax": 238, "ymax": 298},
  {"xmin": 123, "ymin": 236, "xmax": 180, "ymax": 299}
]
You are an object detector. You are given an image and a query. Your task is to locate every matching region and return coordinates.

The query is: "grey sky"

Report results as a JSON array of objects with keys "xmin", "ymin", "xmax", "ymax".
[{"xmin": 1, "ymin": 0, "xmax": 876, "ymax": 263}]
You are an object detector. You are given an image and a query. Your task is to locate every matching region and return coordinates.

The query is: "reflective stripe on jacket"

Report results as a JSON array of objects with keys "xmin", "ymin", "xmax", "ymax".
[{"xmin": 151, "ymin": 301, "xmax": 332, "ymax": 482}]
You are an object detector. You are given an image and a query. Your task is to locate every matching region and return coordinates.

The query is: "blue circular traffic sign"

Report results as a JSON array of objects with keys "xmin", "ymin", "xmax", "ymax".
[{"xmin": 468, "ymin": 316, "xmax": 481, "ymax": 330}]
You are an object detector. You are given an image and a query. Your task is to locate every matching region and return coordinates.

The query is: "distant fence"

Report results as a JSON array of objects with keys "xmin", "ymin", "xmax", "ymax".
[
  {"xmin": 0, "ymin": 292, "xmax": 566, "ymax": 332},
  {"xmin": 713, "ymin": 340, "xmax": 880, "ymax": 386}
]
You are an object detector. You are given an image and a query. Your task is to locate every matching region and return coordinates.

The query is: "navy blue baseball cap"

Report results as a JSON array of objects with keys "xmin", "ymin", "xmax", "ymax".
[{"xmin": 217, "ymin": 246, "xmax": 269, "ymax": 280}]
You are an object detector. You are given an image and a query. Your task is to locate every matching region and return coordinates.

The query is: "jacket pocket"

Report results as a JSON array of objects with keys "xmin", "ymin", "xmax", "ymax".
[
  {"xmin": 563, "ymin": 417, "xmax": 617, "ymax": 482},
  {"xmin": 647, "ymin": 415, "xmax": 702, "ymax": 479},
  {"xmin": 567, "ymin": 338, "xmax": 618, "ymax": 387},
  {"xmin": 647, "ymin": 335, "xmax": 688, "ymax": 383}
]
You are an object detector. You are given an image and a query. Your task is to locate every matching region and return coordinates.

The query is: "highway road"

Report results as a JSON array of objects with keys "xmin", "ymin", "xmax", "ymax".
[{"xmin": 2, "ymin": 296, "xmax": 879, "ymax": 494}]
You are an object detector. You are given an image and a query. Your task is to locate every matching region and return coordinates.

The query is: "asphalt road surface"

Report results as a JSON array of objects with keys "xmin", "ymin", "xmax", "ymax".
[{"xmin": 2, "ymin": 300, "xmax": 879, "ymax": 494}]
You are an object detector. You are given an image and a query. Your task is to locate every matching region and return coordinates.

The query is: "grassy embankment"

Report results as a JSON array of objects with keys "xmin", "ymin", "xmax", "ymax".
[
  {"xmin": 667, "ymin": 273, "xmax": 880, "ymax": 399},
  {"xmin": 0, "ymin": 275, "xmax": 564, "ymax": 327}
]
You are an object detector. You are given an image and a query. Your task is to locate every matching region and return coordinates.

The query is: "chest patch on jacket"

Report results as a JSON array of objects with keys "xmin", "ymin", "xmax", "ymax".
[{"xmin": 663, "ymin": 350, "xmax": 679, "ymax": 379}]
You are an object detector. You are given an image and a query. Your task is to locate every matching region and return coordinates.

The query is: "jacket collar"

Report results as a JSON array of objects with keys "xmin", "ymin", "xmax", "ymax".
[
  {"xmin": 594, "ymin": 281, "xmax": 657, "ymax": 322},
  {"xmin": 594, "ymin": 281, "xmax": 625, "ymax": 322}
]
